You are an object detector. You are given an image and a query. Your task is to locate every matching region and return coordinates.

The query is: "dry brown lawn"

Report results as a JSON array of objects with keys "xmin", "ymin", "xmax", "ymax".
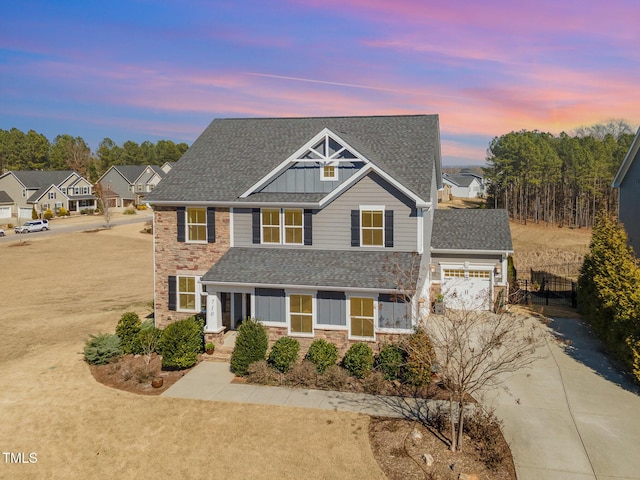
[
  {"xmin": 0, "ymin": 222, "xmax": 385, "ymax": 480},
  {"xmin": 510, "ymin": 221, "xmax": 592, "ymax": 279}
]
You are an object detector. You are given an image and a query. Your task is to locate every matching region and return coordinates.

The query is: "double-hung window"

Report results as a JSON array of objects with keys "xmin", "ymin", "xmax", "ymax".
[
  {"xmin": 177, "ymin": 276, "xmax": 197, "ymax": 311},
  {"xmin": 261, "ymin": 208, "xmax": 303, "ymax": 244},
  {"xmin": 290, "ymin": 294, "xmax": 313, "ymax": 334},
  {"xmin": 361, "ymin": 209, "xmax": 384, "ymax": 246},
  {"xmin": 261, "ymin": 209, "xmax": 281, "ymax": 243},
  {"xmin": 350, "ymin": 297, "xmax": 375, "ymax": 339},
  {"xmin": 187, "ymin": 207, "xmax": 207, "ymax": 242}
]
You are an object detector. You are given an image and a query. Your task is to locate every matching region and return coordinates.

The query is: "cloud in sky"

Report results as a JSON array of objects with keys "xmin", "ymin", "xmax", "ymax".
[{"xmin": 1, "ymin": 0, "xmax": 639, "ymax": 165}]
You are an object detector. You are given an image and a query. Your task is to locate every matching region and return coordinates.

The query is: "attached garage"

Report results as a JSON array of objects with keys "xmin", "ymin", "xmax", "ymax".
[
  {"xmin": 430, "ymin": 209, "xmax": 514, "ymax": 312},
  {"xmin": 19, "ymin": 207, "xmax": 33, "ymax": 219},
  {"xmin": 0, "ymin": 205, "xmax": 11, "ymax": 219},
  {"xmin": 442, "ymin": 268, "xmax": 492, "ymax": 310}
]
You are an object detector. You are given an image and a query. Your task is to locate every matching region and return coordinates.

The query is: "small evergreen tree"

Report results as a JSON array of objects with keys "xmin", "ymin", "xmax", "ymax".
[
  {"xmin": 159, "ymin": 317, "xmax": 203, "ymax": 369},
  {"xmin": 31, "ymin": 206, "xmax": 38, "ymax": 220},
  {"xmin": 342, "ymin": 342, "xmax": 374, "ymax": 379},
  {"xmin": 230, "ymin": 318, "xmax": 268, "ymax": 376},
  {"xmin": 268, "ymin": 337, "xmax": 300, "ymax": 373},
  {"xmin": 115, "ymin": 312, "xmax": 141, "ymax": 354},
  {"xmin": 305, "ymin": 339, "xmax": 338, "ymax": 374}
]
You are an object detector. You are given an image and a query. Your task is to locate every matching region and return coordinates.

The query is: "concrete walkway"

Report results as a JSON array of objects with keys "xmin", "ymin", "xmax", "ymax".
[
  {"xmin": 162, "ymin": 361, "xmax": 444, "ymax": 420},
  {"xmin": 484, "ymin": 317, "xmax": 640, "ymax": 480},
  {"xmin": 164, "ymin": 316, "xmax": 640, "ymax": 480}
]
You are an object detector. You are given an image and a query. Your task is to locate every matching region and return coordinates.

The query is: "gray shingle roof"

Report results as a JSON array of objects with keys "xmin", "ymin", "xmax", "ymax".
[
  {"xmin": 113, "ymin": 165, "xmax": 148, "ymax": 183},
  {"xmin": 431, "ymin": 209, "xmax": 513, "ymax": 251},
  {"xmin": 202, "ymin": 247, "xmax": 420, "ymax": 290},
  {"xmin": 147, "ymin": 115, "xmax": 440, "ymax": 204},
  {"xmin": 0, "ymin": 191, "xmax": 13, "ymax": 204},
  {"xmin": 443, "ymin": 173, "xmax": 476, "ymax": 187},
  {"xmin": 9, "ymin": 170, "xmax": 76, "ymax": 188}
]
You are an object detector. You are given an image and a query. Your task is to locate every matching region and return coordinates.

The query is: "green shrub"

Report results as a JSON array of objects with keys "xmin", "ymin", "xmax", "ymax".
[
  {"xmin": 58, "ymin": 207, "xmax": 69, "ymax": 217},
  {"xmin": 31, "ymin": 206, "xmax": 38, "ymax": 220},
  {"xmin": 84, "ymin": 333, "xmax": 122, "ymax": 365},
  {"xmin": 115, "ymin": 312, "xmax": 141, "ymax": 354},
  {"xmin": 268, "ymin": 337, "xmax": 300, "ymax": 373},
  {"xmin": 230, "ymin": 318, "xmax": 268, "ymax": 376},
  {"xmin": 133, "ymin": 323, "xmax": 162, "ymax": 356},
  {"xmin": 342, "ymin": 342, "xmax": 374, "ymax": 379},
  {"xmin": 159, "ymin": 316, "xmax": 203, "ymax": 370},
  {"xmin": 403, "ymin": 327, "xmax": 435, "ymax": 386},
  {"xmin": 43, "ymin": 208, "xmax": 53, "ymax": 220},
  {"xmin": 375, "ymin": 343, "xmax": 406, "ymax": 380},
  {"xmin": 123, "ymin": 206, "xmax": 137, "ymax": 215},
  {"xmin": 305, "ymin": 339, "xmax": 338, "ymax": 374}
]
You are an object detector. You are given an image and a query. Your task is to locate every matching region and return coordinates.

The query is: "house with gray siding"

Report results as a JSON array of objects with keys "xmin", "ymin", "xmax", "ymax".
[
  {"xmin": 96, "ymin": 164, "xmax": 167, "ymax": 208},
  {"xmin": 0, "ymin": 170, "xmax": 95, "ymax": 218},
  {"xmin": 613, "ymin": 127, "xmax": 640, "ymax": 256},
  {"xmin": 147, "ymin": 115, "xmax": 512, "ymax": 350}
]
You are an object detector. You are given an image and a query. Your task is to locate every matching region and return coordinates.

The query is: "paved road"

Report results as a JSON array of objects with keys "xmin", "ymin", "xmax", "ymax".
[
  {"xmin": 0, "ymin": 211, "xmax": 152, "ymax": 243},
  {"xmin": 484, "ymin": 317, "xmax": 640, "ymax": 480}
]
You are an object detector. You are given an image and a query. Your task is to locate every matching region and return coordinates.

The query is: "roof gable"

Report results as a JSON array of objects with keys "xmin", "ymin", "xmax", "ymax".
[
  {"xmin": 147, "ymin": 115, "xmax": 441, "ymax": 205},
  {"xmin": 613, "ymin": 127, "xmax": 640, "ymax": 188}
]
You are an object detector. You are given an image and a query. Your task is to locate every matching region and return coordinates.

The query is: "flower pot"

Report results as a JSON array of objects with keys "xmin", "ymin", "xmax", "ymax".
[
  {"xmin": 206, "ymin": 349, "xmax": 215, "ymax": 355},
  {"xmin": 151, "ymin": 377, "xmax": 164, "ymax": 388}
]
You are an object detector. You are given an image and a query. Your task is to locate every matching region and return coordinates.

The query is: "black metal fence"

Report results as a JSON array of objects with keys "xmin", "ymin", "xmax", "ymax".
[{"xmin": 512, "ymin": 271, "xmax": 577, "ymax": 308}]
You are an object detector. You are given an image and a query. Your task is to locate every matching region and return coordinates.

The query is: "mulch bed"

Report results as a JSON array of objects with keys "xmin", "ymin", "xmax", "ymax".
[
  {"xmin": 89, "ymin": 353, "xmax": 196, "ymax": 395},
  {"xmin": 89, "ymin": 357, "xmax": 516, "ymax": 478}
]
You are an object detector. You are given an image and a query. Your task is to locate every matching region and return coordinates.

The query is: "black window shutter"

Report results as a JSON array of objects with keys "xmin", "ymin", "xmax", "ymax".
[
  {"xmin": 206, "ymin": 207, "xmax": 216, "ymax": 243},
  {"xmin": 385, "ymin": 210, "xmax": 394, "ymax": 248},
  {"xmin": 252, "ymin": 208, "xmax": 260, "ymax": 244},
  {"xmin": 168, "ymin": 276, "xmax": 177, "ymax": 311},
  {"xmin": 351, "ymin": 210, "xmax": 360, "ymax": 247},
  {"xmin": 176, "ymin": 207, "xmax": 185, "ymax": 242},
  {"xmin": 303, "ymin": 209, "xmax": 312, "ymax": 245}
]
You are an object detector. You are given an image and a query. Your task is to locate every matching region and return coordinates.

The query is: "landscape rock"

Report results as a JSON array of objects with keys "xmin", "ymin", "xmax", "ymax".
[
  {"xmin": 422, "ymin": 453, "xmax": 434, "ymax": 466},
  {"xmin": 458, "ymin": 473, "xmax": 479, "ymax": 480},
  {"xmin": 410, "ymin": 427, "xmax": 423, "ymax": 442}
]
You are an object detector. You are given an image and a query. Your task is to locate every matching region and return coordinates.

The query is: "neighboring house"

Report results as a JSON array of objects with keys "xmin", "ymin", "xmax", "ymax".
[
  {"xmin": 0, "ymin": 191, "xmax": 14, "ymax": 219},
  {"xmin": 0, "ymin": 170, "xmax": 95, "ymax": 218},
  {"xmin": 613, "ymin": 127, "xmax": 640, "ymax": 256},
  {"xmin": 442, "ymin": 173, "xmax": 483, "ymax": 198},
  {"xmin": 161, "ymin": 162, "xmax": 175, "ymax": 174},
  {"xmin": 97, "ymin": 165, "xmax": 167, "ymax": 208},
  {"xmin": 147, "ymin": 115, "xmax": 512, "ymax": 349}
]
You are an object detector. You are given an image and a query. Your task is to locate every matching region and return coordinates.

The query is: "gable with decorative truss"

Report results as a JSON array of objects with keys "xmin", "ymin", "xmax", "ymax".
[{"xmin": 241, "ymin": 129, "xmax": 370, "ymax": 197}]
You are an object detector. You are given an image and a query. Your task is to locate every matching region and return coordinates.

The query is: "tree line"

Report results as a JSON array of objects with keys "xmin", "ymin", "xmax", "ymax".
[
  {"xmin": 0, "ymin": 128, "xmax": 189, "ymax": 182},
  {"xmin": 484, "ymin": 120, "xmax": 636, "ymax": 228}
]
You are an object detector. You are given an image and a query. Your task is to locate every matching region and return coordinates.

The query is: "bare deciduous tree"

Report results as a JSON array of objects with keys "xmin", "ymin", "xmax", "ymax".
[
  {"xmin": 93, "ymin": 182, "xmax": 112, "ymax": 229},
  {"xmin": 403, "ymin": 305, "xmax": 544, "ymax": 452}
]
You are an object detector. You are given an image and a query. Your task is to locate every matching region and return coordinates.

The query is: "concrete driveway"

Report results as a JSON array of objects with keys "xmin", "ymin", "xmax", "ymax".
[{"xmin": 484, "ymin": 317, "xmax": 640, "ymax": 480}]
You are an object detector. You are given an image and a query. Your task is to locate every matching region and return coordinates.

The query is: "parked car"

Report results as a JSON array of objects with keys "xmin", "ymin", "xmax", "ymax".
[
  {"xmin": 0, "ymin": 228, "xmax": 5, "ymax": 237},
  {"xmin": 14, "ymin": 220, "xmax": 49, "ymax": 233}
]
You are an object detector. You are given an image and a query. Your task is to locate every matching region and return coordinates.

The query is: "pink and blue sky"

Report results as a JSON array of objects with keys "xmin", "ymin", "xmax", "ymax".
[{"xmin": 1, "ymin": 0, "xmax": 638, "ymax": 165}]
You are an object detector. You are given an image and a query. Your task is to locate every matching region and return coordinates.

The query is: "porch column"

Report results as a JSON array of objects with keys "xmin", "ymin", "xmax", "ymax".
[{"xmin": 205, "ymin": 291, "xmax": 224, "ymax": 333}]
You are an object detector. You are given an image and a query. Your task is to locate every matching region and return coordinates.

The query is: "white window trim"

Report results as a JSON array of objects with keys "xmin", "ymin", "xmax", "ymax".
[
  {"xmin": 320, "ymin": 161, "xmax": 339, "ymax": 181},
  {"xmin": 176, "ymin": 275, "xmax": 203, "ymax": 313},
  {"xmin": 286, "ymin": 291, "xmax": 315, "ymax": 337},
  {"xmin": 186, "ymin": 207, "xmax": 208, "ymax": 244},
  {"xmin": 260, "ymin": 208, "xmax": 304, "ymax": 245},
  {"xmin": 346, "ymin": 293, "xmax": 376, "ymax": 341},
  {"xmin": 359, "ymin": 205, "xmax": 385, "ymax": 248}
]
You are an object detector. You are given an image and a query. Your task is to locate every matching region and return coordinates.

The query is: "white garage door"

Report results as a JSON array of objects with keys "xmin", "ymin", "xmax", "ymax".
[
  {"xmin": 0, "ymin": 206, "xmax": 11, "ymax": 219},
  {"xmin": 442, "ymin": 269, "xmax": 492, "ymax": 310},
  {"xmin": 19, "ymin": 207, "xmax": 32, "ymax": 219}
]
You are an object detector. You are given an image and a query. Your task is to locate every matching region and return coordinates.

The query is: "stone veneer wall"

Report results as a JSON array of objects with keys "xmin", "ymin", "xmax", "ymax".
[{"xmin": 153, "ymin": 206, "xmax": 230, "ymax": 329}]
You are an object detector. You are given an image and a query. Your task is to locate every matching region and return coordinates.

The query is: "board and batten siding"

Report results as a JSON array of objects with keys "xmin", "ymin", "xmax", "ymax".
[
  {"xmin": 259, "ymin": 162, "xmax": 361, "ymax": 194},
  {"xmin": 317, "ymin": 291, "xmax": 346, "ymax": 326},
  {"xmin": 233, "ymin": 173, "xmax": 417, "ymax": 251},
  {"xmin": 619, "ymin": 153, "xmax": 640, "ymax": 253},
  {"xmin": 254, "ymin": 288, "xmax": 286, "ymax": 323}
]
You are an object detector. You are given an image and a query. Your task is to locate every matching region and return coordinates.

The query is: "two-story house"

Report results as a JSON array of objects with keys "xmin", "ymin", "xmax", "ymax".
[
  {"xmin": 613, "ymin": 127, "xmax": 640, "ymax": 256},
  {"xmin": 147, "ymin": 115, "xmax": 512, "ymax": 349},
  {"xmin": 96, "ymin": 165, "xmax": 167, "ymax": 208},
  {"xmin": 442, "ymin": 172, "xmax": 483, "ymax": 198},
  {"xmin": 0, "ymin": 170, "xmax": 95, "ymax": 218}
]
